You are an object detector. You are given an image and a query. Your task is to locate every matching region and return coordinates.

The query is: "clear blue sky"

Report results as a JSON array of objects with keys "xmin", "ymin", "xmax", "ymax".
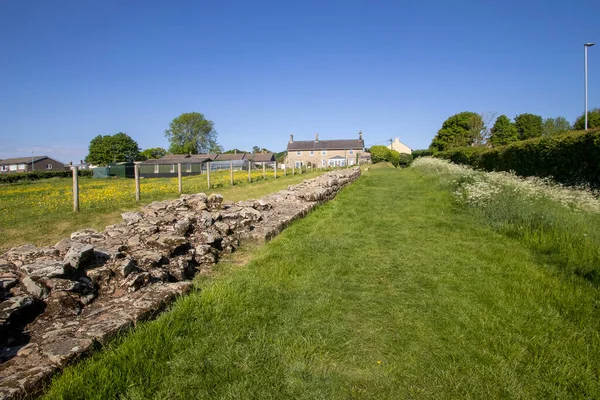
[{"xmin": 1, "ymin": 0, "xmax": 599, "ymax": 163}]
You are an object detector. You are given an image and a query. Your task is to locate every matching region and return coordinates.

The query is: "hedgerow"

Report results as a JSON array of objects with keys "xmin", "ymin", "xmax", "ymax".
[
  {"xmin": 0, "ymin": 170, "xmax": 92, "ymax": 184},
  {"xmin": 434, "ymin": 128, "xmax": 600, "ymax": 188}
]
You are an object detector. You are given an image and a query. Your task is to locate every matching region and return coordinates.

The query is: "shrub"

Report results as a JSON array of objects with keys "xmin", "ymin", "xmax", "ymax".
[
  {"xmin": 412, "ymin": 149, "xmax": 435, "ymax": 159},
  {"xmin": 0, "ymin": 169, "xmax": 92, "ymax": 184},
  {"xmin": 398, "ymin": 153, "xmax": 413, "ymax": 168},
  {"xmin": 388, "ymin": 150, "xmax": 400, "ymax": 167},
  {"xmin": 369, "ymin": 146, "xmax": 391, "ymax": 164},
  {"xmin": 434, "ymin": 128, "xmax": 600, "ymax": 188}
]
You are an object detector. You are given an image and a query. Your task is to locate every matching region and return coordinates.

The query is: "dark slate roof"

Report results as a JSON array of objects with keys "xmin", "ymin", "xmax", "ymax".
[
  {"xmin": 140, "ymin": 154, "xmax": 212, "ymax": 165},
  {"xmin": 0, "ymin": 156, "xmax": 49, "ymax": 165},
  {"xmin": 248, "ymin": 152, "xmax": 275, "ymax": 162},
  {"xmin": 287, "ymin": 139, "xmax": 364, "ymax": 151},
  {"xmin": 214, "ymin": 153, "xmax": 247, "ymax": 161}
]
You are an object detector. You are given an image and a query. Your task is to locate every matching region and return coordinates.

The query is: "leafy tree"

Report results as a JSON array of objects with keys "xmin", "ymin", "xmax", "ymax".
[
  {"xmin": 139, "ymin": 147, "xmax": 167, "ymax": 160},
  {"xmin": 514, "ymin": 113, "xmax": 543, "ymax": 140},
  {"xmin": 429, "ymin": 112, "xmax": 484, "ymax": 151},
  {"xmin": 252, "ymin": 146, "xmax": 271, "ymax": 154},
  {"xmin": 85, "ymin": 132, "xmax": 141, "ymax": 165},
  {"xmin": 275, "ymin": 151, "xmax": 286, "ymax": 164},
  {"xmin": 223, "ymin": 148, "xmax": 248, "ymax": 154},
  {"xmin": 573, "ymin": 107, "xmax": 600, "ymax": 130},
  {"xmin": 542, "ymin": 117, "xmax": 571, "ymax": 136},
  {"xmin": 165, "ymin": 112, "xmax": 221, "ymax": 154},
  {"xmin": 369, "ymin": 145, "xmax": 391, "ymax": 163},
  {"xmin": 489, "ymin": 115, "xmax": 518, "ymax": 146}
]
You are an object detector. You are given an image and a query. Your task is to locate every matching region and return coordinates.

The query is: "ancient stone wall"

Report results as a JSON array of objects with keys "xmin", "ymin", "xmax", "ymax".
[{"xmin": 0, "ymin": 167, "xmax": 360, "ymax": 399}]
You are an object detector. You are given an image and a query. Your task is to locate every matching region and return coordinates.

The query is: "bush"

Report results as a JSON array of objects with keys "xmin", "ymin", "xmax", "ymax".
[
  {"xmin": 0, "ymin": 169, "xmax": 92, "ymax": 184},
  {"xmin": 412, "ymin": 149, "xmax": 435, "ymax": 159},
  {"xmin": 398, "ymin": 153, "xmax": 413, "ymax": 168},
  {"xmin": 434, "ymin": 128, "xmax": 600, "ymax": 188},
  {"xmin": 369, "ymin": 145, "xmax": 391, "ymax": 164}
]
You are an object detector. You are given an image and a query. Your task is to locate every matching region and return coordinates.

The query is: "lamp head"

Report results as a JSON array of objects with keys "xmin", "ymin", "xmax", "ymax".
[{"xmin": 585, "ymin": 43, "xmax": 596, "ymax": 47}]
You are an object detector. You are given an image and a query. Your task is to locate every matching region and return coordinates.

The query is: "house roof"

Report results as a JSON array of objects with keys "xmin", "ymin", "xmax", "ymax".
[
  {"xmin": 213, "ymin": 153, "xmax": 247, "ymax": 161},
  {"xmin": 140, "ymin": 154, "xmax": 212, "ymax": 165},
  {"xmin": 248, "ymin": 152, "xmax": 275, "ymax": 162},
  {"xmin": 287, "ymin": 139, "xmax": 364, "ymax": 151},
  {"xmin": 0, "ymin": 156, "xmax": 65, "ymax": 165}
]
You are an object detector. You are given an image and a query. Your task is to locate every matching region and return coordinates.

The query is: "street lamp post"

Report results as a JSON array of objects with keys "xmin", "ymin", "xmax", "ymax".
[{"xmin": 585, "ymin": 43, "xmax": 595, "ymax": 131}]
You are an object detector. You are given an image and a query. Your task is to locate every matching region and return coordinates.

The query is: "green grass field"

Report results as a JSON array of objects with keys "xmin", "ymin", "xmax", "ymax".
[
  {"xmin": 42, "ymin": 165, "xmax": 600, "ymax": 399},
  {"xmin": 0, "ymin": 169, "xmax": 324, "ymax": 252}
]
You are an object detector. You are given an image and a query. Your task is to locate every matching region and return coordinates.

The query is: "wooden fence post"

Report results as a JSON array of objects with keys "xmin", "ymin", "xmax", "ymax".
[
  {"xmin": 230, "ymin": 162, "xmax": 234, "ymax": 186},
  {"xmin": 262, "ymin": 163, "xmax": 266, "ymax": 180},
  {"xmin": 300, "ymin": 164, "xmax": 303, "ymax": 174},
  {"xmin": 134, "ymin": 164, "xmax": 140, "ymax": 201},
  {"xmin": 178, "ymin": 163, "xmax": 182, "ymax": 194},
  {"xmin": 72, "ymin": 167, "xmax": 79, "ymax": 212},
  {"xmin": 248, "ymin": 162, "xmax": 252, "ymax": 183},
  {"xmin": 207, "ymin": 162, "xmax": 211, "ymax": 188},
  {"xmin": 274, "ymin": 161, "xmax": 277, "ymax": 179},
  {"xmin": 292, "ymin": 165, "xmax": 295, "ymax": 175}
]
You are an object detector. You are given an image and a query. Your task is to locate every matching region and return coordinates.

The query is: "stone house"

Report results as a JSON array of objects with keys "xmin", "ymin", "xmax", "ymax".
[
  {"xmin": 0, "ymin": 156, "xmax": 66, "ymax": 173},
  {"xmin": 286, "ymin": 132, "xmax": 365, "ymax": 168},
  {"xmin": 387, "ymin": 137, "xmax": 412, "ymax": 154}
]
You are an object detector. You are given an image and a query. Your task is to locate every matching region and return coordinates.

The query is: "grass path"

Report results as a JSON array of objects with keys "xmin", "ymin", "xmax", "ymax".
[{"xmin": 43, "ymin": 166, "xmax": 600, "ymax": 399}]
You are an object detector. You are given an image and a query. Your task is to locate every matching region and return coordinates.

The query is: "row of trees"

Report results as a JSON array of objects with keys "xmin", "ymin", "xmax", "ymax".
[
  {"xmin": 85, "ymin": 112, "xmax": 281, "ymax": 166},
  {"xmin": 85, "ymin": 112, "xmax": 222, "ymax": 165},
  {"xmin": 429, "ymin": 108, "xmax": 600, "ymax": 152}
]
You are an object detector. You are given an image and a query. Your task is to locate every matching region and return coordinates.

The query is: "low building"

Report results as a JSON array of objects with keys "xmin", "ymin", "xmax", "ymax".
[
  {"xmin": 286, "ymin": 132, "xmax": 365, "ymax": 168},
  {"xmin": 137, "ymin": 154, "xmax": 215, "ymax": 178},
  {"xmin": 0, "ymin": 156, "xmax": 66, "ymax": 173},
  {"xmin": 247, "ymin": 151, "xmax": 276, "ymax": 166},
  {"xmin": 388, "ymin": 138, "xmax": 412, "ymax": 154}
]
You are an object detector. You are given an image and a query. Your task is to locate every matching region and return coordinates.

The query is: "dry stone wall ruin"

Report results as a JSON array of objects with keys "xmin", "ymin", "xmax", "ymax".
[{"xmin": 0, "ymin": 167, "xmax": 360, "ymax": 399}]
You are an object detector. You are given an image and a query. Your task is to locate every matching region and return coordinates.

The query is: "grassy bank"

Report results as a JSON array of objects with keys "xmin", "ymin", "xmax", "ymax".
[
  {"xmin": 412, "ymin": 157, "xmax": 600, "ymax": 285},
  {"xmin": 42, "ymin": 166, "xmax": 600, "ymax": 399},
  {"xmin": 0, "ymin": 169, "xmax": 324, "ymax": 252}
]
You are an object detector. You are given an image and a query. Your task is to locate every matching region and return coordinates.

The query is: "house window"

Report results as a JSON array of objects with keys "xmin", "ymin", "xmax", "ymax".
[
  {"xmin": 186, "ymin": 164, "xmax": 192, "ymax": 172},
  {"xmin": 46, "ymin": 164, "xmax": 52, "ymax": 169},
  {"xmin": 170, "ymin": 164, "xmax": 175, "ymax": 173},
  {"xmin": 295, "ymin": 161, "xmax": 301, "ymax": 168},
  {"xmin": 0, "ymin": 165, "xmax": 7, "ymax": 171},
  {"xmin": 321, "ymin": 160, "xmax": 326, "ymax": 167},
  {"xmin": 349, "ymin": 150, "xmax": 354, "ymax": 155},
  {"xmin": 18, "ymin": 164, "xmax": 27, "ymax": 170},
  {"xmin": 9, "ymin": 165, "xmax": 17, "ymax": 171},
  {"xmin": 296, "ymin": 151, "xmax": 301, "ymax": 156},
  {"xmin": 154, "ymin": 164, "xmax": 159, "ymax": 174},
  {"xmin": 310, "ymin": 150, "xmax": 314, "ymax": 156},
  {"xmin": 321, "ymin": 150, "xmax": 327, "ymax": 155}
]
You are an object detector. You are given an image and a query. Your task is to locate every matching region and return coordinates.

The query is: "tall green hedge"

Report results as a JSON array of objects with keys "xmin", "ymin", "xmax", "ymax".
[
  {"xmin": 0, "ymin": 169, "xmax": 92, "ymax": 184},
  {"xmin": 435, "ymin": 128, "xmax": 600, "ymax": 188}
]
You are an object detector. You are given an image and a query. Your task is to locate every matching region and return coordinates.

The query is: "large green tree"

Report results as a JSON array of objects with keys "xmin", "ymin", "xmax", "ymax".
[
  {"xmin": 514, "ymin": 113, "xmax": 543, "ymax": 140},
  {"xmin": 489, "ymin": 115, "xmax": 518, "ymax": 146},
  {"xmin": 85, "ymin": 132, "xmax": 141, "ymax": 165},
  {"xmin": 542, "ymin": 117, "xmax": 571, "ymax": 136},
  {"xmin": 139, "ymin": 147, "xmax": 167, "ymax": 160},
  {"xmin": 573, "ymin": 107, "xmax": 600, "ymax": 130},
  {"xmin": 429, "ymin": 112, "xmax": 484, "ymax": 151},
  {"xmin": 165, "ymin": 112, "xmax": 222, "ymax": 154}
]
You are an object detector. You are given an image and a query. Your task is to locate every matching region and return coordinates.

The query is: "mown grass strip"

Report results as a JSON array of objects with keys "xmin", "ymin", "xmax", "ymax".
[{"xmin": 43, "ymin": 167, "xmax": 600, "ymax": 399}]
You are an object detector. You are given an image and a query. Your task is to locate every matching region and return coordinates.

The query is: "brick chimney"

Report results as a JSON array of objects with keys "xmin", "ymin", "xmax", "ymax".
[
  {"xmin": 315, "ymin": 133, "xmax": 319, "ymax": 142},
  {"xmin": 289, "ymin": 134, "xmax": 294, "ymax": 143}
]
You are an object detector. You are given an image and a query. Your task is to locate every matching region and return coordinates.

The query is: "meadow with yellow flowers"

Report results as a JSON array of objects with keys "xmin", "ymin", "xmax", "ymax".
[{"xmin": 0, "ymin": 168, "xmax": 322, "ymax": 252}]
